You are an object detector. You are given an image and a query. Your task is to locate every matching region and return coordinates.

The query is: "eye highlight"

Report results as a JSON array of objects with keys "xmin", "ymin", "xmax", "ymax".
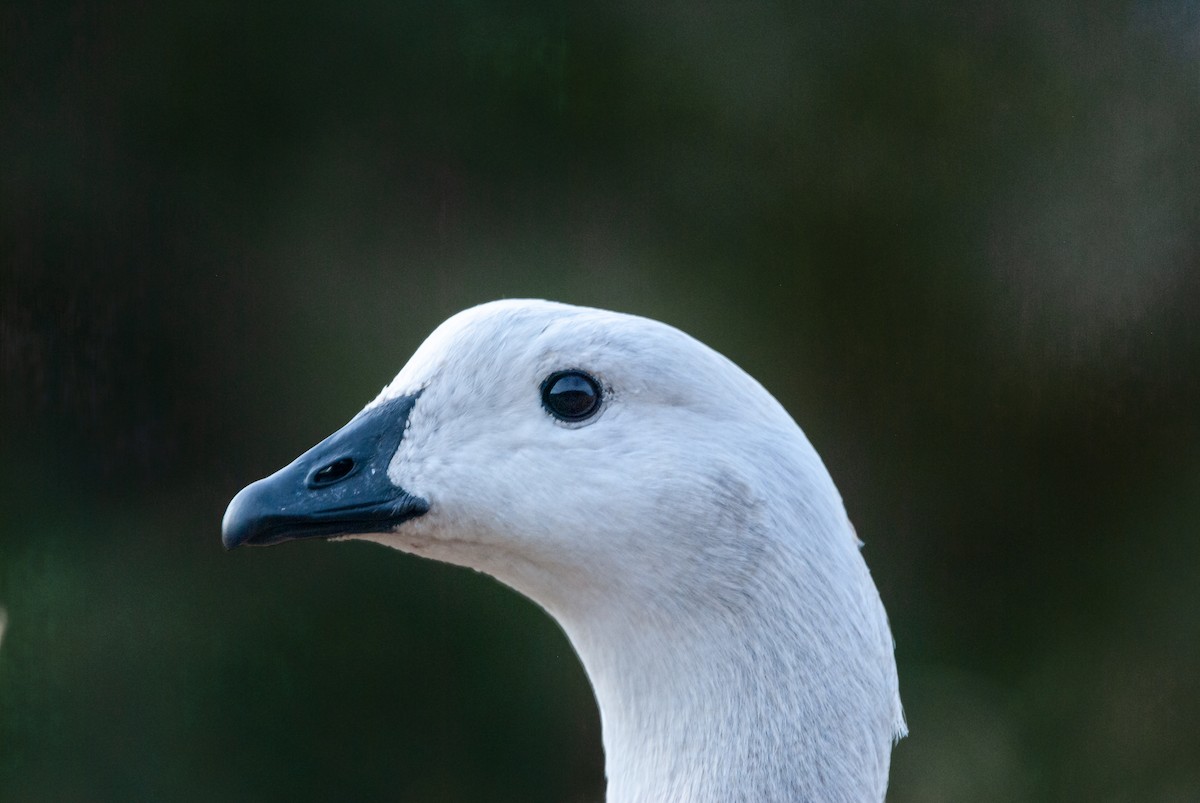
[{"xmin": 541, "ymin": 370, "xmax": 602, "ymax": 422}]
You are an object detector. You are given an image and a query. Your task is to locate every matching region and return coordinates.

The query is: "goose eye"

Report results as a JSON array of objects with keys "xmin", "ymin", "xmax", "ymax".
[{"xmin": 541, "ymin": 370, "xmax": 602, "ymax": 422}]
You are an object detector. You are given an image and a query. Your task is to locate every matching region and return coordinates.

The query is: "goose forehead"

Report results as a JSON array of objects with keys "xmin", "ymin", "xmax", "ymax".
[
  {"xmin": 368, "ymin": 299, "xmax": 794, "ymax": 437},
  {"xmin": 373, "ymin": 300, "xmax": 713, "ymax": 402},
  {"xmin": 371, "ymin": 300, "xmax": 554, "ymax": 402}
]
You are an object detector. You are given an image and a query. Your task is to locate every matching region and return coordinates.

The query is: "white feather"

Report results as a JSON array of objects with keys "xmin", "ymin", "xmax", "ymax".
[{"xmin": 356, "ymin": 299, "xmax": 905, "ymax": 802}]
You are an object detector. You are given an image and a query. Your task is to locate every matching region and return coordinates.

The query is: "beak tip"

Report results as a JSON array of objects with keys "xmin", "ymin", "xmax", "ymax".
[{"xmin": 221, "ymin": 484, "xmax": 257, "ymax": 550}]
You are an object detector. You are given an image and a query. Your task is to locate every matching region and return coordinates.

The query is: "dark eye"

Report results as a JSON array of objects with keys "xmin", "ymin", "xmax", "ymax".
[{"xmin": 541, "ymin": 370, "xmax": 602, "ymax": 422}]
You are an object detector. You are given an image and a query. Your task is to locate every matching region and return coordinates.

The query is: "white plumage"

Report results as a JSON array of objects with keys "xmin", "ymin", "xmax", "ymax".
[{"xmin": 226, "ymin": 299, "xmax": 905, "ymax": 802}]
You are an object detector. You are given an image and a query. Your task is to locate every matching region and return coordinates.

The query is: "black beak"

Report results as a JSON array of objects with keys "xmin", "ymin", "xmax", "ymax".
[{"xmin": 222, "ymin": 393, "xmax": 429, "ymax": 549}]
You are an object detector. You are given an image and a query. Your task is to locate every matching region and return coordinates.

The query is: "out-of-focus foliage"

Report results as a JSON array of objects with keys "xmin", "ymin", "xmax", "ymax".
[{"xmin": 3, "ymin": 1, "xmax": 1198, "ymax": 800}]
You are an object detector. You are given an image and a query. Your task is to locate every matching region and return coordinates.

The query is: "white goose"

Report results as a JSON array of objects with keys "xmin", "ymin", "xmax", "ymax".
[{"xmin": 223, "ymin": 299, "xmax": 905, "ymax": 802}]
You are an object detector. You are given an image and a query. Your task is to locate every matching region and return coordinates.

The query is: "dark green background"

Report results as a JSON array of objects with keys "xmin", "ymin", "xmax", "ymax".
[{"xmin": 4, "ymin": 1, "xmax": 1198, "ymax": 800}]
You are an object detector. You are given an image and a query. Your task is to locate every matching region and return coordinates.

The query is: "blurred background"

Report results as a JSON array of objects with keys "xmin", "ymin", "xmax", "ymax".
[{"xmin": 3, "ymin": 1, "xmax": 1199, "ymax": 800}]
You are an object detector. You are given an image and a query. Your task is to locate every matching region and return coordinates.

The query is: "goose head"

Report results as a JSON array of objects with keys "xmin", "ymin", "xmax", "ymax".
[{"xmin": 223, "ymin": 299, "xmax": 905, "ymax": 802}]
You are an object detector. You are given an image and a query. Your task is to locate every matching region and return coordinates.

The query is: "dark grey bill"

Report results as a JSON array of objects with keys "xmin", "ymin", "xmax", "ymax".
[{"xmin": 221, "ymin": 393, "xmax": 429, "ymax": 549}]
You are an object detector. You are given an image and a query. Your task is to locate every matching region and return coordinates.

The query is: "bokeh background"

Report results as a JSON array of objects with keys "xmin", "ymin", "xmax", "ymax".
[{"xmin": 4, "ymin": 1, "xmax": 1199, "ymax": 800}]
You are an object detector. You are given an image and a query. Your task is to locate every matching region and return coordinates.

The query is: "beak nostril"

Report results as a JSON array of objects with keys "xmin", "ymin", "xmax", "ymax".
[{"xmin": 309, "ymin": 457, "xmax": 356, "ymax": 487}]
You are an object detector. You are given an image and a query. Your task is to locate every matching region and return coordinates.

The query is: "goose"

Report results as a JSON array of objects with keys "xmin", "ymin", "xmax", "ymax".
[{"xmin": 222, "ymin": 299, "xmax": 906, "ymax": 802}]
